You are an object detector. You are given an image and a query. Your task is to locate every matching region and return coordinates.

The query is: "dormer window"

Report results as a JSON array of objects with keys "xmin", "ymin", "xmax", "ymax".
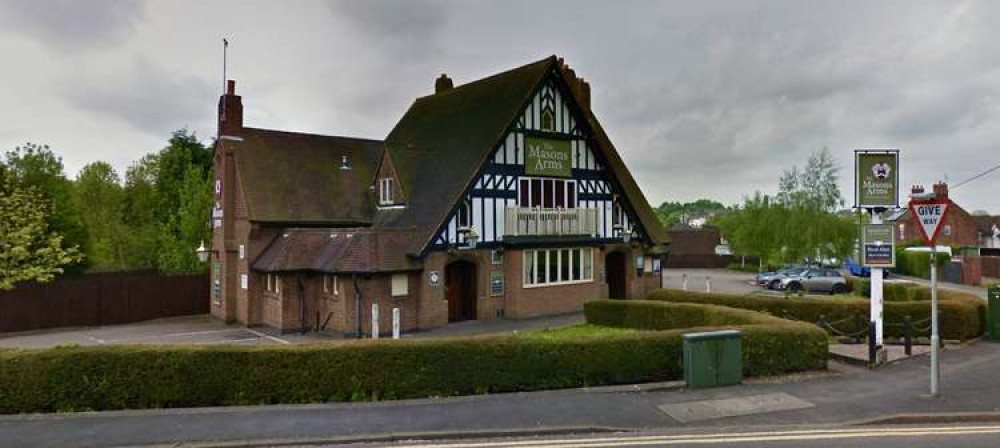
[
  {"xmin": 379, "ymin": 178, "xmax": 394, "ymax": 205},
  {"xmin": 341, "ymin": 155, "xmax": 351, "ymax": 170},
  {"xmin": 540, "ymin": 106, "xmax": 555, "ymax": 131}
]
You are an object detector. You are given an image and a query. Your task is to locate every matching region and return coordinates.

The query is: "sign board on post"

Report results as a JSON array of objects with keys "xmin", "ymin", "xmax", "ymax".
[
  {"xmin": 524, "ymin": 136, "xmax": 572, "ymax": 177},
  {"xmin": 862, "ymin": 224, "xmax": 895, "ymax": 268},
  {"xmin": 855, "ymin": 151, "xmax": 899, "ymax": 209},
  {"xmin": 909, "ymin": 200, "xmax": 951, "ymax": 246}
]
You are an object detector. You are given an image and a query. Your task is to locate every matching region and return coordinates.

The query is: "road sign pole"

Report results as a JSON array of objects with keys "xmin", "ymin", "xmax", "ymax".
[{"xmin": 930, "ymin": 244, "xmax": 940, "ymax": 397}]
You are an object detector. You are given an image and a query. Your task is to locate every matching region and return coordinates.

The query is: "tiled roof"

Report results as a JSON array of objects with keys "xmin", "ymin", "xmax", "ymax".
[
  {"xmin": 233, "ymin": 128, "xmax": 382, "ymax": 224},
  {"xmin": 252, "ymin": 228, "xmax": 422, "ymax": 273}
]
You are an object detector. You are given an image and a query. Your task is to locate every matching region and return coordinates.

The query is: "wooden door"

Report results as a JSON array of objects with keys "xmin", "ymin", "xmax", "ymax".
[
  {"xmin": 606, "ymin": 252, "xmax": 627, "ymax": 299},
  {"xmin": 446, "ymin": 261, "xmax": 477, "ymax": 322}
]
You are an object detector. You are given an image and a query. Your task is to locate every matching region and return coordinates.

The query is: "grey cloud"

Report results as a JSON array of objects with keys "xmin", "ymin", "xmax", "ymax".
[
  {"xmin": 0, "ymin": 0, "xmax": 145, "ymax": 51},
  {"xmin": 65, "ymin": 59, "xmax": 215, "ymax": 138}
]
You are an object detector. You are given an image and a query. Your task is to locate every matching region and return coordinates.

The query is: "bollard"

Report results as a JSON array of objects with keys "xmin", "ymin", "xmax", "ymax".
[
  {"xmin": 705, "ymin": 276, "xmax": 712, "ymax": 293},
  {"xmin": 371, "ymin": 303, "xmax": 379, "ymax": 340},
  {"xmin": 903, "ymin": 315, "xmax": 913, "ymax": 356},
  {"xmin": 392, "ymin": 308, "xmax": 400, "ymax": 340},
  {"xmin": 682, "ymin": 274, "xmax": 688, "ymax": 291}
]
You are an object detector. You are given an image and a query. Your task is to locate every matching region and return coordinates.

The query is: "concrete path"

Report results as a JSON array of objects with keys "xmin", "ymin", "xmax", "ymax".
[
  {"xmin": 3, "ymin": 339, "xmax": 999, "ymax": 447},
  {"xmin": 407, "ymin": 313, "xmax": 585, "ymax": 339}
]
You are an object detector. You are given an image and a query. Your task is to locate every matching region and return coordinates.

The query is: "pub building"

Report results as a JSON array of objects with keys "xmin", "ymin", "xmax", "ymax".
[{"xmin": 210, "ymin": 56, "xmax": 669, "ymax": 335}]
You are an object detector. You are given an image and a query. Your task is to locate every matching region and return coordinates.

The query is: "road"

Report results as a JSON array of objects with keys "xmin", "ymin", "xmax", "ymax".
[{"xmin": 366, "ymin": 424, "xmax": 1000, "ymax": 448}]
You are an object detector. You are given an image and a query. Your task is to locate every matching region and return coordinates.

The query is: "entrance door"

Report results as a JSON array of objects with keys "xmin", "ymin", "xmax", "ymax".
[
  {"xmin": 606, "ymin": 252, "xmax": 627, "ymax": 299},
  {"xmin": 446, "ymin": 260, "xmax": 478, "ymax": 322}
]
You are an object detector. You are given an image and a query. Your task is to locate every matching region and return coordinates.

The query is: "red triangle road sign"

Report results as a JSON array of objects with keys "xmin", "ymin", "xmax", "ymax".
[{"xmin": 908, "ymin": 199, "xmax": 951, "ymax": 246}]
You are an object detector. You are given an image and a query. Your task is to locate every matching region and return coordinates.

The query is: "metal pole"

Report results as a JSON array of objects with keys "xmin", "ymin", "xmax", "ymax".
[
  {"xmin": 682, "ymin": 274, "xmax": 688, "ymax": 291},
  {"xmin": 392, "ymin": 308, "xmax": 400, "ymax": 340},
  {"xmin": 930, "ymin": 245, "xmax": 940, "ymax": 397},
  {"xmin": 372, "ymin": 303, "xmax": 380, "ymax": 340}
]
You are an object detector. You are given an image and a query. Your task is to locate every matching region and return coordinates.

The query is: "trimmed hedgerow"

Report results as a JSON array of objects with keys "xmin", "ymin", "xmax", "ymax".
[
  {"xmin": 584, "ymin": 299, "xmax": 828, "ymax": 378},
  {"xmin": 0, "ymin": 300, "xmax": 829, "ymax": 414},
  {"xmin": 649, "ymin": 287, "xmax": 985, "ymax": 341}
]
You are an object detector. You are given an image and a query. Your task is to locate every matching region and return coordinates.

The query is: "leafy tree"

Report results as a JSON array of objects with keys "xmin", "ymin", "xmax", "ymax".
[
  {"xmin": 655, "ymin": 199, "xmax": 728, "ymax": 228},
  {"xmin": 0, "ymin": 177, "xmax": 82, "ymax": 290},
  {"xmin": 121, "ymin": 154, "xmax": 162, "ymax": 269},
  {"xmin": 74, "ymin": 162, "xmax": 128, "ymax": 271},
  {"xmin": 3, "ymin": 143, "xmax": 87, "ymax": 272},
  {"xmin": 716, "ymin": 147, "xmax": 855, "ymax": 269},
  {"xmin": 156, "ymin": 165, "xmax": 213, "ymax": 273}
]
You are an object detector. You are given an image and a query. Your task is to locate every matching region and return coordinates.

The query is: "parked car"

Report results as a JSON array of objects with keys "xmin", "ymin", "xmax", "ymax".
[
  {"xmin": 844, "ymin": 258, "xmax": 870, "ymax": 277},
  {"xmin": 756, "ymin": 266, "xmax": 804, "ymax": 290},
  {"xmin": 778, "ymin": 268, "xmax": 848, "ymax": 295}
]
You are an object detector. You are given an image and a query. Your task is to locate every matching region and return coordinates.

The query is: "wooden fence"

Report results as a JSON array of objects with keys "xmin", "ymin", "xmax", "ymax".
[{"xmin": 0, "ymin": 270, "xmax": 208, "ymax": 334}]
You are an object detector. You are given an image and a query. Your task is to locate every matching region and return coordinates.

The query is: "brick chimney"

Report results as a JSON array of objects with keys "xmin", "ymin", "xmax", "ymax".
[
  {"xmin": 932, "ymin": 182, "xmax": 949, "ymax": 201},
  {"xmin": 911, "ymin": 185, "xmax": 925, "ymax": 196},
  {"xmin": 435, "ymin": 73, "xmax": 453, "ymax": 94},
  {"xmin": 218, "ymin": 80, "xmax": 243, "ymax": 138}
]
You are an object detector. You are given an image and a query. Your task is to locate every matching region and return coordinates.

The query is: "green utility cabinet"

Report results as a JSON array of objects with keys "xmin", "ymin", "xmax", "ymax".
[
  {"xmin": 683, "ymin": 330, "xmax": 743, "ymax": 388},
  {"xmin": 988, "ymin": 286, "xmax": 1000, "ymax": 342}
]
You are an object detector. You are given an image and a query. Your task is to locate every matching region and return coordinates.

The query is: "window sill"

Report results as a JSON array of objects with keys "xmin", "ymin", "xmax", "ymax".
[{"xmin": 523, "ymin": 278, "xmax": 594, "ymax": 289}]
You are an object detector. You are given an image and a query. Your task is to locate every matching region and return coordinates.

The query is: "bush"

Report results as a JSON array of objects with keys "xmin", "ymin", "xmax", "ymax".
[
  {"xmin": 726, "ymin": 262, "xmax": 761, "ymax": 273},
  {"xmin": 893, "ymin": 248, "xmax": 950, "ymax": 279},
  {"xmin": 584, "ymin": 300, "xmax": 828, "ymax": 378},
  {"xmin": 649, "ymin": 288, "xmax": 985, "ymax": 341}
]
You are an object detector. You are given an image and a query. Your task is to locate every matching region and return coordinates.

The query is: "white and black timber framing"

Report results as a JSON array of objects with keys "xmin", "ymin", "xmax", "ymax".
[{"xmin": 429, "ymin": 71, "xmax": 646, "ymax": 251}]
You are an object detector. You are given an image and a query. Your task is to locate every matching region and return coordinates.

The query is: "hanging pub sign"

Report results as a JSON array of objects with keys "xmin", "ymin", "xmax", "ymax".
[
  {"xmin": 489, "ymin": 270, "xmax": 504, "ymax": 296},
  {"xmin": 855, "ymin": 150, "xmax": 899, "ymax": 209},
  {"xmin": 862, "ymin": 224, "xmax": 895, "ymax": 268},
  {"xmin": 524, "ymin": 136, "xmax": 572, "ymax": 177}
]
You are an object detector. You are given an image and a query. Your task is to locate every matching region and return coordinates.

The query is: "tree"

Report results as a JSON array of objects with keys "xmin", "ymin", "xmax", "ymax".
[
  {"xmin": 0, "ymin": 177, "xmax": 82, "ymax": 290},
  {"xmin": 4, "ymin": 143, "xmax": 88, "ymax": 272},
  {"xmin": 156, "ymin": 165, "xmax": 213, "ymax": 273},
  {"xmin": 655, "ymin": 199, "xmax": 728, "ymax": 228},
  {"xmin": 717, "ymin": 147, "xmax": 855, "ymax": 269},
  {"xmin": 74, "ymin": 162, "xmax": 127, "ymax": 271}
]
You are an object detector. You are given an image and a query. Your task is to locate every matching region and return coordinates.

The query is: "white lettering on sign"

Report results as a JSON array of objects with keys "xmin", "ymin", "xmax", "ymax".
[{"xmin": 911, "ymin": 201, "xmax": 950, "ymax": 245}]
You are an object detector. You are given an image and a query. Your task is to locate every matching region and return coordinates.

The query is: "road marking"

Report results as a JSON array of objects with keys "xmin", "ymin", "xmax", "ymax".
[
  {"xmin": 100, "ymin": 329, "xmax": 237, "ymax": 344},
  {"xmin": 84, "ymin": 335, "xmax": 105, "ymax": 344},
  {"xmin": 244, "ymin": 328, "xmax": 291, "ymax": 345},
  {"xmin": 404, "ymin": 425, "xmax": 1000, "ymax": 448}
]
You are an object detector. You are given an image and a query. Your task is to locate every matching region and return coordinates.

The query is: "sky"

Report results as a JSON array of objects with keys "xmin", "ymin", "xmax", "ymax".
[{"xmin": 1, "ymin": 0, "xmax": 998, "ymax": 213}]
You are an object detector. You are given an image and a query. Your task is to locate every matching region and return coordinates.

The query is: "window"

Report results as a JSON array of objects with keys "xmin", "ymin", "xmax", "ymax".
[
  {"xmin": 323, "ymin": 275, "xmax": 339, "ymax": 295},
  {"xmin": 652, "ymin": 258, "xmax": 662, "ymax": 274},
  {"xmin": 517, "ymin": 178, "xmax": 577, "ymax": 208},
  {"xmin": 898, "ymin": 224, "xmax": 906, "ymax": 241},
  {"xmin": 457, "ymin": 199, "xmax": 472, "ymax": 228},
  {"xmin": 523, "ymin": 248, "xmax": 594, "ymax": 287},
  {"xmin": 491, "ymin": 250, "xmax": 503, "ymax": 265},
  {"xmin": 379, "ymin": 178, "xmax": 394, "ymax": 205},
  {"xmin": 540, "ymin": 106, "xmax": 555, "ymax": 131},
  {"xmin": 391, "ymin": 274, "xmax": 408, "ymax": 296},
  {"xmin": 239, "ymin": 244, "xmax": 245, "ymax": 260},
  {"xmin": 636, "ymin": 255, "xmax": 645, "ymax": 277},
  {"xmin": 266, "ymin": 274, "xmax": 281, "ymax": 294},
  {"xmin": 943, "ymin": 224, "xmax": 952, "ymax": 236},
  {"xmin": 613, "ymin": 202, "xmax": 625, "ymax": 228},
  {"xmin": 240, "ymin": 274, "xmax": 248, "ymax": 290}
]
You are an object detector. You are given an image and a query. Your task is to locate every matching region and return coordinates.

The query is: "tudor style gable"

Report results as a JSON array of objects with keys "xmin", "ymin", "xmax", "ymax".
[{"xmin": 430, "ymin": 68, "xmax": 651, "ymax": 250}]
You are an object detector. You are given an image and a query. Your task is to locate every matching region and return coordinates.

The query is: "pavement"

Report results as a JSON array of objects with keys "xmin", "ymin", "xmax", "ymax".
[
  {"xmin": 3, "ymin": 338, "xmax": 999, "ymax": 447},
  {"xmin": 661, "ymin": 269, "xmax": 759, "ymax": 295}
]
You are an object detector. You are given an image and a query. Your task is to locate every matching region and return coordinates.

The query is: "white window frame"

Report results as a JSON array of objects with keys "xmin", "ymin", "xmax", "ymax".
[
  {"xmin": 517, "ymin": 177, "xmax": 577, "ymax": 209},
  {"xmin": 379, "ymin": 178, "xmax": 394, "ymax": 205},
  {"xmin": 323, "ymin": 275, "xmax": 340, "ymax": 295},
  {"xmin": 266, "ymin": 273, "xmax": 281, "ymax": 294},
  {"xmin": 391, "ymin": 273, "xmax": 408, "ymax": 297},
  {"xmin": 239, "ymin": 244, "xmax": 245, "ymax": 260},
  {"xmin": 523, "ymin": 247, "xmax": 594, "ymax": 288}
]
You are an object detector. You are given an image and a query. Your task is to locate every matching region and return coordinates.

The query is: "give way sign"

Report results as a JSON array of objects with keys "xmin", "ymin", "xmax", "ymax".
[{"xmin": 909, "ymin": 200, "xmax": 951, "ymax": 246}]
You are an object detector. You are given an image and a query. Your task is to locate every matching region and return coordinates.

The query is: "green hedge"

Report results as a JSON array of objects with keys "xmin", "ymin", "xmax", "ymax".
[
  {"xmin": 584, "ymin": 300, "xmax": 828, "ymax": 378},
  {"xmin": 0, "ymin": 335, "xmax": 669, "ymax": 414},
  {"xmin": 893, "ymin": 249, "xmax": 951, "ymax": 279},
  {"xmin": 649, "ymin": 288, "xmax": 985, "ymax": 341},
  {"xmin": 845, "ymin": 277, "xmax": 926, "ymax": 301}
]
